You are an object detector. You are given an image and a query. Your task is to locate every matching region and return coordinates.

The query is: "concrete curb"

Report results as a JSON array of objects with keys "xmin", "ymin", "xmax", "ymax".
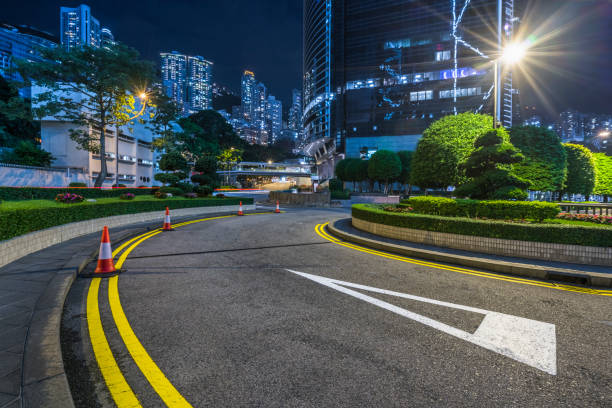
[
  {"xmin": 327, "ymin": 219, "xmax": 612, "ymax": 288},
  {"xmin": 11, "ymin": 207, "xmax": 260, "ymax": 408}
]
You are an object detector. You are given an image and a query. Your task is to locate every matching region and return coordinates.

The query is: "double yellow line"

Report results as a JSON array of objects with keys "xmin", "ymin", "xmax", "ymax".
[
  {"xmin": 86, "ymin": 215, "xmax": 239, "ymax": 408},
  {"xmin": 315, "ymin": 223, "xmax": 612, "ymax": 297}
]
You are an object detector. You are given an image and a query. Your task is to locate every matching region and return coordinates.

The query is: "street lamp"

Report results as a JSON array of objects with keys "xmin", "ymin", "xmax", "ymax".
[{"xmin": 493, "ymin": 41, "xmax": 528, "ymax": 128}]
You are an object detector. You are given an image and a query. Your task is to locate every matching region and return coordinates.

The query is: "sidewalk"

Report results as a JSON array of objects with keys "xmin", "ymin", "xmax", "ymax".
[{"xmin": 328, "ymin": 218, "xmax": 612, "ymax": 287}]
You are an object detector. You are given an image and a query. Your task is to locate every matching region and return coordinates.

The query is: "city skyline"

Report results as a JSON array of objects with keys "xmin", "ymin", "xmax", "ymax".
[{"xmin": 2, "ymin": 1, "xmax": 611, "ymax": 120}]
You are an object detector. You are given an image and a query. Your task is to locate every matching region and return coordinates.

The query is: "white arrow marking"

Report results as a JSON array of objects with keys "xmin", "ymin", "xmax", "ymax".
[{"xmin": 287, "ymin": 269, "xmax": 557, "ymax": 375}]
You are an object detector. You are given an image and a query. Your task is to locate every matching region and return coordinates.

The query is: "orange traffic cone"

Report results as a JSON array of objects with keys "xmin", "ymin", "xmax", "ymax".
[
  {"xmin": 94, "ymin": 226, "xmax": 116, "ymax": 275},
  {"xmin": 275, "ymin": 200, "xmax": 281, "ymax": 213},
  {"xmin": 162, "ymin": 207, "xmax": 174, "ymax": 231},
  {"xmin": 238, "ymin": 201, "xmax": 244, "ymax": 216}
]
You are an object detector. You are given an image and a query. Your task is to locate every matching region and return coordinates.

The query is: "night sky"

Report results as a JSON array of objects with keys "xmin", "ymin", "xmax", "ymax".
[{"xmin": 4, "ymin": 0, "xmax": 612, "ymax": 121}]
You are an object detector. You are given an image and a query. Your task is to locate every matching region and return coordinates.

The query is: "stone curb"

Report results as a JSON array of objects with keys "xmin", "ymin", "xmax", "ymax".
[
  {"xmin": 327, "ymin": 219, "xmax": 612, "ymax": 288},
  {"xmin": 8, "ymin": 206, "xmax": 259, "ymax": 408}
]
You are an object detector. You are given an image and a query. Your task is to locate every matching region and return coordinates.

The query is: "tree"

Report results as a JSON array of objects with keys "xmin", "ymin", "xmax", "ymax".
[
  {"xmin": 411, "ymin": 113, "xmax": 493, "ymax": 189},
  {"xmin": 0, "ymin": 76, "xmax": 39, "ymax": 147},
  {"xmin": 397, "ymin": 150, "xmax": 414, "ymax": 195},
  {"xmin": 191, "ymin": 154, "xmax": 219, "ymax": 187},
  {"xmin": 345, "ymin": 158, "xmax": 367, "ymax": 191},
  {"xmin": 20, "ymin": 44, "xmax": 155, "ymax": 186},
  {"xmin": 593, "ymin": 153, "xmax": 612, "ymax": 202},
  {"xmin": 154, "ymin": 150, "xmax": 188, "ymax": 186},
  {"xmin": 217, "ymin": 147, "xmax": 242, "ymax": 185},
  {"xmin": 562, "ymin": 143, "xmax": 595, "ymax": 197},
  {"xmin": 455, "ymin": 128, "xmax": 529, "ymax": 200},
  {"xmin": 367, "ymin": 150, "xmax": 401, "ymax": 194},
  {"xmin": 335, "ymin": 158, "xmax": 349, "ymax": 185},
  {"xmin": 0, "ymin": 140, "xmax": 54, "ymax": 167},
  {"xmin": 509, "ymin": 126, "xmax": 567, "ymax": 192},
  {"xmin": 148, "ymin": 91, "xmax": 180, "ymax": 152}
]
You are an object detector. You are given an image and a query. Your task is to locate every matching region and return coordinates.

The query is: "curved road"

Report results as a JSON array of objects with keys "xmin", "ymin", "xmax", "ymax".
[{"xmin": 64, "ymin": 209, "xmax": 611, "ymax": 407}]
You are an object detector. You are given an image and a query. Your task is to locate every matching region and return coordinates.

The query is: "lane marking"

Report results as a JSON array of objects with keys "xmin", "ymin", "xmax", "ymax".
[
  {"xmin": 87, "ymin": 278, "xmax": 142, "ymax": 407},
  {"xmin": 287, "ymin": 269, "xmax": 557, "ymax": 375},
  {"xmin": 108, "ymin": 276, "xmax": 192, "ymax": 407},
  {"xmin": 315, "ymin": 223, "xmax": 612, "ymax": 297}
]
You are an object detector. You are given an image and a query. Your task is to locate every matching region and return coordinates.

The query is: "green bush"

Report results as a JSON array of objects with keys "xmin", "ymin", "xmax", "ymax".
[
  {"xmin": 154, "ymin": 191, "xmax": 168, "ymax": 199},
  {"xmin": 353, "ymin": 204, "xmax": 612, "ymax": 247},
  {"xmin": 329, "ymin": 178, "xmax": 344, "ymax": 192},
  {"xmin": 175, "ymin": 182, "xmax": 193, "ymax": 193},
  {"xmin": 399, "ymin": 196, "xmax": 560, "ymax": 221},
  {"xmin": 0, "ymin": 197, "xmax": 252, "ymax": 241},
  {"xmin": 119, "ymin": 193, "xmax": 135, "ymax": 200},
  {"xmin": 194, "ymin": 185, "xmax": 212, "ymax": 197},
  {"xmin": 331, "ymin": 190, "xmax": 351, "ymax": 200},
  {"xmin": 0, "ymin": 187, "xmax": 153, "ymax": 201},
  {"xmin": 158, "ymin": 186, "xmax": 184, "ymax": 196},
  {"xmin": 68, "ymin": 182, "xmax": 87, "ymax": 188}
]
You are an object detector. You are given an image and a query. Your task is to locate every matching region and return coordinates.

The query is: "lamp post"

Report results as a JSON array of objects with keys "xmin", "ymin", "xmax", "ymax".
[{"xmin": 493, "ymin": 42, "xmax": 527, "ymax": 128}]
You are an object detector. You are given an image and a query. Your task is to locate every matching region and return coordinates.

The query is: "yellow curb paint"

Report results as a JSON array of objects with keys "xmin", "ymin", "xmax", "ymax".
[
  {"xmin": 86, "ymin": 278, "xmax": 142, "ymax": 407},
  {"xmin": 315, "ymin": 223, "xmax": 612, "ymax": 297}
]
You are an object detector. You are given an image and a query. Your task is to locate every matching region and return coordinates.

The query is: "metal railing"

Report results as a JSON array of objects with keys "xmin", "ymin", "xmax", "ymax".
[{"xmin": 558, "ymin": 203, "xmax": 612, "ymax": 216}]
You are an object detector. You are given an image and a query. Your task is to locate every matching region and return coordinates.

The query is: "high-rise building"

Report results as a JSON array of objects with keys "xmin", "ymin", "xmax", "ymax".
[
  {"xmin": 253, "ymin": 82, "xmax": 268, "ymax": 144},
  {"xmin": 266, "ymin": 95, "xmax": 283, "ymax": 144},
  {"xmin": 100, "ymin": 28, "xmax": 115, "ymax": 49},
  {"xmin": 241, "ymin": 70, "xmax": 256, "ymax": 121},
  {"xmin": 288, "ymin": 89, "xmax": 303, "ymax": 138},
  {"xmin": 523, "ymin": 115, "xmax": 543, "ymax": 127},
  {"xmin": 0, "ymin": 23, "xmax": 58, "ymax": 84},
  {"xmin": 304, "ymin": 0, "xmax": 520, "ymax": 157},
  {"xmin": 160, "ymin": 51, "xmax": 213, "ymax": 116},
  {"xmin": 60, "ymin": 4, "xmax": 101, "ymax": 50},
  {"xmin": 556, "ymin": 110, "xmax": 585, "ymax": 142}
]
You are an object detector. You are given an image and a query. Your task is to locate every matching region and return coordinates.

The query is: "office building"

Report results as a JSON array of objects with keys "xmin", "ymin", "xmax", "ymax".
[
  {"xmin": 60, "ymin": 4, "xmax": 101, "ymax": 50},
  {"xmin": 556, "ymin": 110, "xmax": 584, "ymax": 142},
  {"xmin": 304, "ymin": 0, "xmax": 520, "ymax": 158},
  {"xmin": 265, "ymin": 95, "xmax": 283, "ymax": 144},
  {"xmin": 523, "ymin": 115, "xmax": 542, "ymax": 127},
  {"xmin": 0, "ymin": 23, "xmax": 58, "ymax": 83},
  {"xmin": 100, "ymin": 27, "xmax": 115, "ymax": 49},
  {"xmin": 160, "ymin": 51, "xmax": 213, "ymax": 116},
  {"xmin": 288, "ymin": 89, "xmax": 303, "ymax": 140},
  {"xmin": 241, "ymin": 70, "xmax": 256, "ymax": 121}
]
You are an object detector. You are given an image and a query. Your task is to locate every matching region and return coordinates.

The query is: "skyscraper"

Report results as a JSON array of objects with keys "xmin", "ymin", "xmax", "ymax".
[
  {"xmin": 253, "ymin": 81, "xmax": 268, "ymax": 144},
  {"xmin": 241, "ymin": 70, "xmax": 256, "ymax": 121},
  {"xmin": 100, "ymin": 28, "xmax": 115, "ymax": 49},
  {"xmin": 288, "ymin": 89, "xmax": 303, "ymax": 137},
  {"xmin": 160, "ymin": 51, "xmax": 213, "ymax": 116},
  {"xmin": 265, "ymin": 95, "xmax": 283, "ymax": 144},
  {"xmin": 304, "ymin": 0, "xmax": 520, "ymax": 157},
  {"xmin": 60, "ymin": 4, "xmax": 101, "ymax": 50}
]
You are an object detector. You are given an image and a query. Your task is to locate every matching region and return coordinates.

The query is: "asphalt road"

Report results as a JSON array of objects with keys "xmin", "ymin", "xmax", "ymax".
[{"xmin": 63, "ymin": 208, "xmax": 612, "ymax": 407}]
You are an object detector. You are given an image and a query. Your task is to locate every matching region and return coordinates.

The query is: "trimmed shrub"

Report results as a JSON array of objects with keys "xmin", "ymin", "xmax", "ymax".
[
  {"xmin": 184, "ymin": 192, "xmax": 197, "ymax": 199},
  {"xmin": 154, "ymin": 191, "xmax": 168, "ymax": 199},
  {"xmin": 68, "ymin": 182, "xmax": 87, "ymax": 187},
  {"xmin": 353, "ymin": 204, "xmax": 612, "ymax": 247},
  {"xmin": 0, "ymin": 197, "xmax": 252, "ymax": 241},
  {"xmin": 175, "ymin": 182, "xmax": 194, "ymax": 193},
  {"xmin": 55, "ymin": 193, "xmax": 84, "ymax": 204},
  {"xmin": 119, "ymin": 193, "xmax": 135, "ymax": 200},
  {"xmin": 329, "ymin": 178, "xmax": 344, "ymax": 192},
  {"xmin": 159, "ymin": 186, "xmax": 184, "ymax": 196},
  {"xmin": 0, "ymin": 187, "xmax": 153, "ymax": 201},
  {"xmin": 400, "ymin": 196, "xmax": 559, "ymax": 221},
  {"xmin": 194, "ymin": 185, "xmax": 212, "ymax": 197},
  {"xmin": 331, "ymin": 191, "xmax": 351, "ymax": 200}
]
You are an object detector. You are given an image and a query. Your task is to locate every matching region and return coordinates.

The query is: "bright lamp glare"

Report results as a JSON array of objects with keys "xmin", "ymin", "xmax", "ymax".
[
  {"xmin": 502, "ymin": 42, "xmax": 527, "ymax": 64},
  {"xmin": 139, "ymin": 92, "xmax": 147, "ymax": 99}
]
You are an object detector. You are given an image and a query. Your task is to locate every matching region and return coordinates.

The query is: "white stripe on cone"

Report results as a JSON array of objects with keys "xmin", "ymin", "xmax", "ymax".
[{"xmin": 99, "ymin": 242, "xmax": 112, "ymax": 260}]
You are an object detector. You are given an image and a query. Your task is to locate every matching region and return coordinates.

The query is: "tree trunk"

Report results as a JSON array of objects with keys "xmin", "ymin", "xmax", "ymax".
[
  {"xmin": 94, "ymin": 118, "xmax": 107, "ymax": 188},
  {"xmin": 604, "ymin": 195, "xmax": 609, "ymax": 203},
  {"xmin": 385, "ymin": 178, "xmax": 389, "ymax": 195}
]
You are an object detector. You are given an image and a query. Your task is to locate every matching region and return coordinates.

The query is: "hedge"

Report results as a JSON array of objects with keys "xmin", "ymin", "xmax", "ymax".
[
  {"xmin": 399, "ymin": 196, "xmax": 559, "ymax": 221},
  {"xmin": 0, "ymin": 187, "xmax": 155, "ymax": 201},
  {"xmin": 352, "ymin": 204, "xmax": 612, "ymax": 247},
  {"xmin": 0, "ymin": 197, "xmax": 253, "ymax": 241}
]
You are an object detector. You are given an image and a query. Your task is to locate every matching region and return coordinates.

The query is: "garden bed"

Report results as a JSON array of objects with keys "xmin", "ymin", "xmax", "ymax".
[
  {"xmin": 352, "ymin": 204, "xmax": 612, "ymax": 247},
  {"xmin": 0, "ymin": 196, "xmax": 252, "ymax": 241}
]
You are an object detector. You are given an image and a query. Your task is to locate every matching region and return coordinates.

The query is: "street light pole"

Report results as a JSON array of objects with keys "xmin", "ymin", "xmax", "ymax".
[{"xmin": 493, "ymin": 60, "xmax": 499, "ymax": 129}]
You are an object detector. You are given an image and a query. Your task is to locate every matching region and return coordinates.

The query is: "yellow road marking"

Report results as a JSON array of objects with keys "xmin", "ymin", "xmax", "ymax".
[
  {"xmin": 315, "ymin": 223, "xmax": 612, "ymax": 297},
  {"xmin": 108, "ymin": 276, "xmax": 192, "ymax": 407},
  {"xmin": 86, "ymin": 278, "xmax": 142, "ymax": 407},
  {"xmin": 88, "ymin": 211, "xmax": 273, "ymax": 407}
]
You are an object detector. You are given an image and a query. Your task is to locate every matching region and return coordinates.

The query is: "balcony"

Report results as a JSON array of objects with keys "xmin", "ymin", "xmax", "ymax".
[
  {"xmin": 92, "ymin": 172, "xmax": 115, "ymax": 180},
  {"xmin": 117, "ymin": 174, "xmax": 136, "ymax": 182},
  {"xmin": 138, "ymin": 158, "xmax": 153, "ymax": 166},
  {"xmin": 118, "ymin": 155, "xmax": 137, "ymax": 164},
  {"xmin": 137, "ymin": 139, "xmax": 153, "ymax": 148},
  {"xmin": 118, "ymin": 134, "xmax": 136, "ymax": 143},
  {"xmin": 92, "ymin": 152, "xmax": 116, "ymax": 161}
]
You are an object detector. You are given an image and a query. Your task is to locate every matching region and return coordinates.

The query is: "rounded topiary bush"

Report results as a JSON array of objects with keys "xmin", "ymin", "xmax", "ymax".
[{"xmin": 195, "ymin": 185, "xmax": 212, "ymax": 197}]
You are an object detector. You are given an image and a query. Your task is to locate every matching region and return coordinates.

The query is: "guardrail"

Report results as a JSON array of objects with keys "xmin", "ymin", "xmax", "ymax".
[{"xmin": 559, "ymin": 203, "xmax": 612, "ymax": 215}]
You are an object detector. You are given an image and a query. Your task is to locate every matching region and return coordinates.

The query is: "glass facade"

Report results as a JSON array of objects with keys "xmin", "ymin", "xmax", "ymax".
[
  {"xmin": 60, "ymin": 4, "xmax": 101, "ymax": 50},
  {"xmin": 160, "ymin": 51, "xmax": 213, "ymax": 116}
]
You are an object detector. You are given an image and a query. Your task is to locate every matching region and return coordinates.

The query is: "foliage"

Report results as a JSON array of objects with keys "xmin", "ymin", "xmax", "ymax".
[
  {"xmin": 154, "ymin": 191, "xmax": 168, "ymax": 199},
  {"xmin": 159, "ymin": 150, "xmax": 188, "ymax": 172},
  {"xmin": 593, "ymin": 153, "xmax": 612, "ymax": 197},
  {"xmin": 411, "ymin": 113, "xmax": 493, "ymax": 189},
  {"xmin": 396, "ymin": 150, "xmax": 414, "ymax": 185},
  {"xmin": 0, "ymin": 197, "xmax": 251, "ymax": 241},
  {"xmin": 68, "ymin": 182, "xmax": 87, "ymax": 187},
  {"xmin": 148, "ymin": 92, "xmax": 180, "ymax": 152},
  {"xmin": 19, "ymin": 44, "xmax": 156, "ymax": 187},
  {"xmin": 0, "ymin": 141, "xmax": 55, "ymax": 167},
  {"xmin": 158, "ymin": 186, "xmax": 184, "ymax": 196},
  {"xmin": 455, "ymin": 128, "xmax": 529, "ymax": 200},
  {"xmin": 509, "ymin": 126, "xmax": 567, "ymax": 192},
  {"xmin": 0, "ymin": 75, "xmax": 39, "ymax": 147},
  {"xmin": 194, "ymin": 185, "xmax": 213, "ymax": 197},
  {"xmin": 154, "ymin": 173, "xmax": 181, "ymax": 186},
  {"xmin": 183, "ymin": 192, "xmax": 198, "ymax": 199},
  {"xmin": 562, "ymin": 143, "xmax": 595, "ymax": 196},
  {"xmin": 557, "ymin": 212, "xmax": 612, "ymax": 225},
  {"xmin": 329, "ymin": 179, "xmax": 344, "ymax": 192},
  {"xmin": 194, "ymin": 155, "xmax": 217, "ymax": 175},
  {"xmin": 0, "ymin": 187, "xmax": 152, "ymax": 201},
  {"xmin": 55, "ymin": 193, "xmax": 84, "ymax": 204},
  {"xmin": 399, "ymin": 196, "xmax": 560, "ymax": 221},
  {"xmin": 331, "ymin": 191, "xmax": 351, "ymax": 200},
  {"xmin": 335, "ymin": 159, "xmax": 349, "ymax": 182},
  {"xmin": 119, "ymin": 193, "xmax": 135, "ymax": 200},
  {"xmin": 367, "ymin": 150, "xmax": 401, "ymax": 193},
  {"xmin": 175, "ymin": 182, "xmax": 193, "ymax": 193},
  {"xmin": 352, "ymin": 204, "xmax": 612, "ymax": 247}
]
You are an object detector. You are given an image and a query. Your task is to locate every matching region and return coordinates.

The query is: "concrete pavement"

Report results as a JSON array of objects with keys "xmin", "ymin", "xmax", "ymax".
[{"xmin": 64, "ymin": 208, "xmax": 612, "ymax": 407}]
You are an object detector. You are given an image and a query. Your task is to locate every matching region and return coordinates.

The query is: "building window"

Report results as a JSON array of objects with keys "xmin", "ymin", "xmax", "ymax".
[
  {"xmin": 435, "ymin": 50, "xmax": 451, "ymax": 61},
  {"xmin": 410, "ymin": 90, "xmax": 433, "ymax": 102}
]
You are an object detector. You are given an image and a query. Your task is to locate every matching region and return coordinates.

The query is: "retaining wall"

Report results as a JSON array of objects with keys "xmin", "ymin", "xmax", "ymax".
[
  {"xmin": 0, "ymin": 204, "xmax": 255, "ymax": 268},
  {"xmin": 0, "ymin": 163, "xmax": 88, "ymax": 187},
  {"xmin": 352, "ymin": 217, "xmax": 612, "ymax": 267},
  {"xmin": 269, "ymin": 191, "xmax": 330, "ymax": 207}
]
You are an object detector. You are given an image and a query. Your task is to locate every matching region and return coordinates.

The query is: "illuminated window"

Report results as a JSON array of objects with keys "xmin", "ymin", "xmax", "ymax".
[
  {"xmin": 435, "ymin": 51, "xmax": 451, "ymax": 61},
  {"xmin": 410, "ymin": 91, "xmax": 433, "ymax": 101}
]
